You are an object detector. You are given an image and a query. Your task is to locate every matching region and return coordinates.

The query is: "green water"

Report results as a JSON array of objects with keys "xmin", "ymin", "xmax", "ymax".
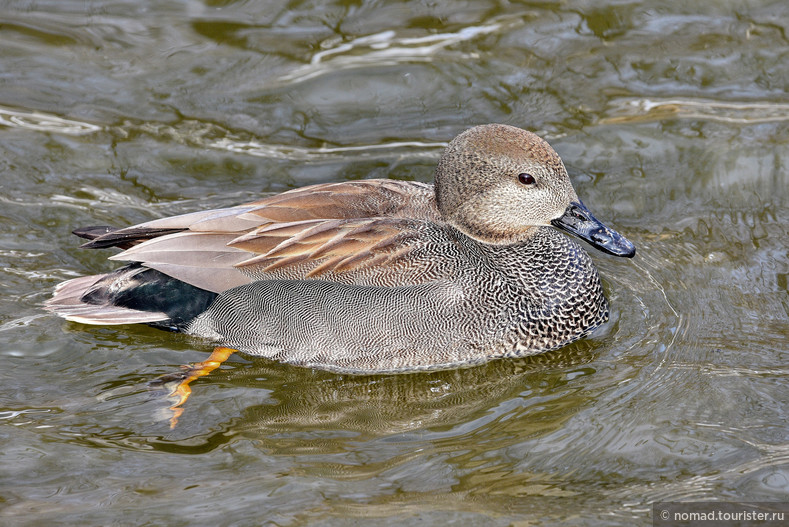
[{"xmin": 1, "ymin": 1, "xmax": 787, "ymax": 525}]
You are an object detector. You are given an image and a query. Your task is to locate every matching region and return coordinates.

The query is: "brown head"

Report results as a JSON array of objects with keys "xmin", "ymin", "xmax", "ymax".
[{"xmin": 435, "ymin": 124, "xmax": 636, "ymax": 257}]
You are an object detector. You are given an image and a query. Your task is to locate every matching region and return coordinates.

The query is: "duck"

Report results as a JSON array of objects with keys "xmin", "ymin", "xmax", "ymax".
[{"xmin": 46, "ymin": 123, "xmax": 635, "ymax": 376}]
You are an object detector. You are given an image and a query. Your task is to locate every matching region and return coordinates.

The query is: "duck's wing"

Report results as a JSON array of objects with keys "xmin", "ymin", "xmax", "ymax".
[
  {"xmin": 114, "ymin": 216, "xmax": 442, "ymax": 291},
  {"xmin": 86, "ymin": 180, "xmax": 444, "ymax": 293},
  {"xmin": 82, "ymin": 179, "xmax": 437, "ymax": 248}
]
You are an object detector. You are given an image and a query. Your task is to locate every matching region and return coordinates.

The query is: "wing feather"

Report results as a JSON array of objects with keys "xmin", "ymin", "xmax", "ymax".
[{"xmin": 230, "ymin": 217, "xmax": 421, "ymax": 278}]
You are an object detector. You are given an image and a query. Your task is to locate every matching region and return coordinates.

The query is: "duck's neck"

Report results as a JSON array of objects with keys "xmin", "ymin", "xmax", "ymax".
[{"xmin": 451, "ymin": 222, "xmax": 543, "ymax": 246}]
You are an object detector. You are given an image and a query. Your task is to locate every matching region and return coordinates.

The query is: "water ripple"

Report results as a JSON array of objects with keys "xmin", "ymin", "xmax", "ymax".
[
  {"xmin": 0, "ymin": 105, "xmax": 102, "ymax": 135},
  {"xmin": 0, "ymin": 104, "xmax": 446, "ymax": 161},
  {"xmin": 601, "ymin": 97, "xmax": 789, "ymax": 125},
  {"xmin": 209, "ymin": 137, "xmax": 445, "ymax": 160},
  {"xmin": 277, "ymin": 18, "xmax": 519, "ymax": 85}
]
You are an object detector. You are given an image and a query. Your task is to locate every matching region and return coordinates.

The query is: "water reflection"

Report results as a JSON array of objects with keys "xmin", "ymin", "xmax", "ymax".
[{"xmin": 47, "ymin": 341, "xmax": 603, "ymax": 453}]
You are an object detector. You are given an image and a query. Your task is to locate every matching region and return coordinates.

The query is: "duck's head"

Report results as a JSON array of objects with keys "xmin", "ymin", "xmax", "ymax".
[{"xmin": 435, "ymin": 124, "xmax": 635, "ymax": 258}]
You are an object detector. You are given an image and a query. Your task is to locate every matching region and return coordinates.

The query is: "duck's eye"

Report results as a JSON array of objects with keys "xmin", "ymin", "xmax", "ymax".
[{"xmin": 517, "ymin": 173, "xmax": 536, "ymax": 185}]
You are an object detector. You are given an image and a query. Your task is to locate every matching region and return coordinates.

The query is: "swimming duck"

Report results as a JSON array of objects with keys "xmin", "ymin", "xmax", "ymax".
[{"xmin": 46, "ymin": 123, "xmax": 635, "ymax": 375}]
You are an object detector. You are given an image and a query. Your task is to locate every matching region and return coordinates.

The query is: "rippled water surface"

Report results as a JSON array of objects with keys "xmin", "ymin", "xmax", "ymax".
[{"xmin": 1, "ymin": 1, "xmax": 787, "ymax": 525}]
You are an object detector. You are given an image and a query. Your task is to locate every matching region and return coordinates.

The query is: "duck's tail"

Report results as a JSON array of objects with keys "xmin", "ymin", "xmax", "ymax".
[
  {"xmin": 45, "ymin": 264, "xmax": 218, "ymax": 330},
  {"xmin": 45, "ymin": 273, "xmax": 171, "ymax": 326}
]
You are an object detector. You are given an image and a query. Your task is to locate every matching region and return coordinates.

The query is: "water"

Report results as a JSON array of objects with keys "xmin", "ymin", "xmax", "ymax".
[{"xmin": 1, "ymin": 0, "xmax": 787, "ymax": 525}]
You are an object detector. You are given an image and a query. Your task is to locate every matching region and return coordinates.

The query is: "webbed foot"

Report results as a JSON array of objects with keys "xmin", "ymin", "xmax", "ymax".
[{"xmin": 166, "ymin": 347, "xmax": 237, "ymax": 428}]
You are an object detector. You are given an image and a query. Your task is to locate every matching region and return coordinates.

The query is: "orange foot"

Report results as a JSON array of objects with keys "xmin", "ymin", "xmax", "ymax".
[{"xmin": 168, "ymin": 346, "xmax": 237, "ymax": 429}]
